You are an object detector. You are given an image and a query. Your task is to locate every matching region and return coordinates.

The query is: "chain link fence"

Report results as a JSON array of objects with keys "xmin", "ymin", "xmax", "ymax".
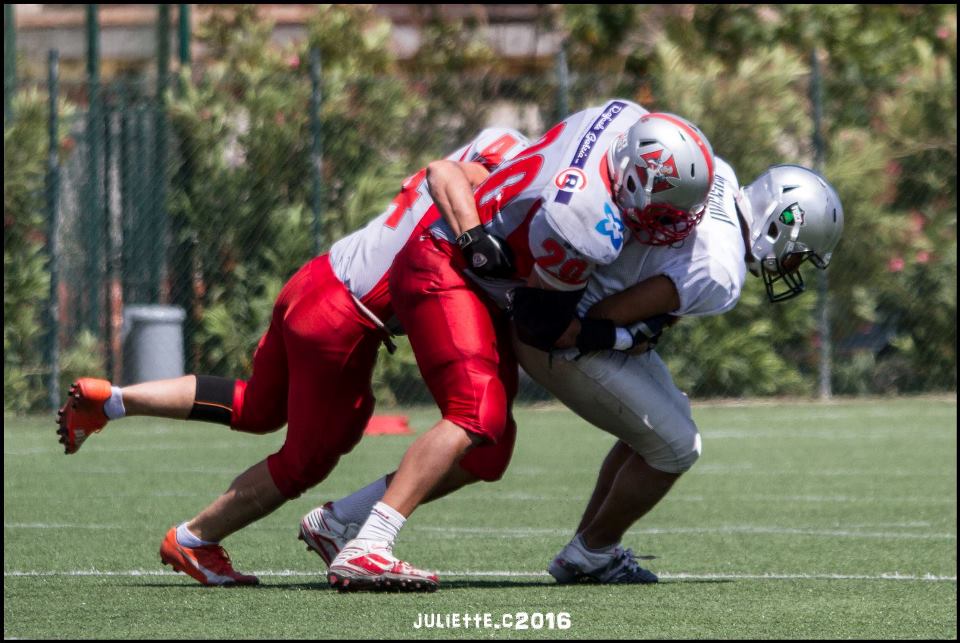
[{"xmin": 5, "ymin": 5, "xmax": 957, "ymax": 413}]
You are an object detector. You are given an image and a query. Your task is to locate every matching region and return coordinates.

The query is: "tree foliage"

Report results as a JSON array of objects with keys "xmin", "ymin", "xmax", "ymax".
[
  {"xmin": 557, "ymin": 4, "xmax": 957, "ymax": 396},
  {"xmin": 3, "ymin": 90, "xmax": 77, "ymax": 412}
]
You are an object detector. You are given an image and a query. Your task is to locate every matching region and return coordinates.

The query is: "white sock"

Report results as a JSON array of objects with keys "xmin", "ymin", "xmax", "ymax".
[
  {"xmin": 103, "ymin": 386, "xmax": 126, "ymax": 420},
  {"xmin": 330, "ymin": 476, "xmax": 388, "ymax": 525},
  {"xmin": 355, "ymin": 501, "xmax": 406, "ymax": 545},
  {"xmin": 176, "ymin": 521, "xmax": 218, "ymax": 548},
  {"xmin": 571, "ymin": 533, "xmax": 618, "ymax": 567}
]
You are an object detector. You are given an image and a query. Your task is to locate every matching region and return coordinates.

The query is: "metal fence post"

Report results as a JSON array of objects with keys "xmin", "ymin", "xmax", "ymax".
[
  {"xmin": 811, "ymin": 48, "xmax": 833, "ymax": 400},
  {"xmin": 555, "ymin": 43, "xmax": 570, "ymax": 123},
  {"xmin": 309, "ymin": 47, "xmax": 324, "ymax": 256},
  {"xmin": 172, "ymin": 5, "xmax": 196, "ymax": 371},
  {"xmin": 154, "ymin": 4, "xmax": 171, "ymax": 303},
  {"xmin": 105, "ymin": 99, "xmax": 124, "ymax": 383},
  {"xmin": 45, "ymin": 50, "xmax": 62, "ymax": 410},
  {"xmin": 84, "ymin": 4, "xmax": 103, "ymax": 336},
  {"xmin": 4, "ymin": 4, "xmax": 14, "ymax": 124},
  {"xmin": 178, "ymin": 4, "xmax": 191, "ymax": 68}
]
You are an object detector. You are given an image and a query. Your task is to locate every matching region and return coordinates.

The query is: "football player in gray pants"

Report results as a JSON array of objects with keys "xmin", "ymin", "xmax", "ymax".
[{"xmin": 519, "ymin": 162, "xmax": 844, "ymax": 584}]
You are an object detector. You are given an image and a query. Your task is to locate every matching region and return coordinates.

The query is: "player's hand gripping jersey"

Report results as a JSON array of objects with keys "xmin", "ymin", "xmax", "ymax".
[
  {"xmin": 329, "ymin": 128, "xmax": 530, "ymax": 319},
  {"xmin": 430, "ymin": 100, "xmax": 650, "ymax": 305}
]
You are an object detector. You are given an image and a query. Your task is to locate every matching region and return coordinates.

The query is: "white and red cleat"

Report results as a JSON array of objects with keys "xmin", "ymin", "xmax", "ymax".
[
  {"xmin": 56, "ymin": 378, "xmax": 112, "ymax": 454},
  {"xmin": 327, "ymin": 539, "xmax": 439, "ymax": 592},
  {"xmin": 298, "ymin": 502, "xmax": 359, "ymax": 567},
  {"xmin": 159, "ymin": 526, "xmax": 259, "ymax": 587}
]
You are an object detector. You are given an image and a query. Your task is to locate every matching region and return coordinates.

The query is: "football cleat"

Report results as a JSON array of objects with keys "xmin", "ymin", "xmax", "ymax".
[
  {"xmin": 328, "ymin": 539, "xmax": 439, "ymax": 592},
  {"xmin": 548, "ymin": 541, "xmax": 658, "ymax": 585},
  {"xmin": 56, "ymin": 378, "xmax": 113, "ymax": 454},
  {"xmin": 298, "ymin": 502, "xmax": 359, "ymax": 567},
  {"xmin": 159, "ymin": 526, "xmax": 259, "ymax": 587}
]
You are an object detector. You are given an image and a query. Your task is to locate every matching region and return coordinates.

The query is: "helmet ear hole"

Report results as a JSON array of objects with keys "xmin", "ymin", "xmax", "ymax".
[
  {"xmin": 626, "ymin": 176, "xmax": 637, "ymax": 193},
  {"xmin": 767, "ymin": 222, "xmax": 779, "ymax": 240}
]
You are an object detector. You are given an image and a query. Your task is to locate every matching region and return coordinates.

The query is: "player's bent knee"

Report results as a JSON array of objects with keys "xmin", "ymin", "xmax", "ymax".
[
  {"xmin": 267, "ymin": 451, "xmax": 340, "ymax": 499},
  {"xmin": 640, "ymin": 420, "xmax": 702, "ymax": 474},
  {"xmin": 443, "ymin": 370, "xmax": 508, "ymax": 440},
  {"xmin": 657, "ymin": 429, "xmax": 702, "ymax": 474},
  {"xmin": 229, "ymin": 380, "xmax": 286, "ymax": 434},
  {"xmin": 672, "ymin": 431, "xmax": 702, "ymax": 473}
]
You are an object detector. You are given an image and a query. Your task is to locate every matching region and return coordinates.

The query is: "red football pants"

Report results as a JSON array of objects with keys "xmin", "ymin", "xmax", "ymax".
[
  {"xmin": 229, "ymin": 255, "xmax": 384, "ymax": 499},
  {"xmin": 389, "ymin": 234, "xmax": 518, "ymax": 481}
]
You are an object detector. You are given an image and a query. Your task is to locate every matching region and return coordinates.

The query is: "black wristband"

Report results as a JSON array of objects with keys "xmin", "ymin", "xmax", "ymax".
[
  {"xmin": 575, "ymin": 318, "xmax": 618, "ymax": 354},
  {"xmin": 456, "ymin": 225, "xmax": 485, "ymax": 249}
]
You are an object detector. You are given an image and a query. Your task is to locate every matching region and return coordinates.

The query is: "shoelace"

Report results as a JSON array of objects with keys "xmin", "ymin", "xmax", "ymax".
[
  {"xmin": 608, "ymin": 548, "xmax": 657, "ymax": 581},
  {"xmin": 204, "ymin": 544, "xmax": 236, "ymax": 569}
]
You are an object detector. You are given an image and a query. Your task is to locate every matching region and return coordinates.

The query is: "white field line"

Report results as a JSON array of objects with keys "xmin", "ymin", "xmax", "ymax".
[
  {"xmin": 692, "ymin": 465, "xmax": 955, "ymax": 478},
  {"xmin": 706, "ymin": 426, "xmax": 955, "ymax": 440},
  {"xmin": 5, "ymin": 523, "xmax": 955, "ymax": 540},
  {"xmin": 407, "ymin": 525, "xmax": 956, "ymax": 540},
  {"xmin": 2, "ymin": 569, "xmax": 955, "ymax": 583},
  {"xmin": 29, "ymin": 467, "xmax": 250, "ymax": 475},
  {"xmin": 4, "ymin": 444, "xmax": 250, "ymax": 455},
  {"xmin": 8, "ymin": 491, "xmax": 951, "ymax": 506},
  {"xmin": 739, "ymin": 494, "xmax": 955, "ymax": 505}
]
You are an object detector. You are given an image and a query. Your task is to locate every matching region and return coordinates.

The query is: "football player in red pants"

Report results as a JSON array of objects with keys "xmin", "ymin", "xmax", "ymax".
[{"xmin": 56, "ymin": 128, "xmax": 530, "ymax": 586}]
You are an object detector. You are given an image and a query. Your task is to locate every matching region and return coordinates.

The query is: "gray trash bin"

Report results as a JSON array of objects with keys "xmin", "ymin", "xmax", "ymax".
[{"xmin": 122, "ymin": 305, "xmax": 186, "ymax": 385}]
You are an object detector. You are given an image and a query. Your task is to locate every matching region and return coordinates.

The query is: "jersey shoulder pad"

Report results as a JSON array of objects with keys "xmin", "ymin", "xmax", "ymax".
[
  {"xmin": 463, "ymin": 127, "xmax": 531, "ymax": 168},
  {"xmin": 539, "ymin": 194, "xmax": 626, "ymax": 267}
]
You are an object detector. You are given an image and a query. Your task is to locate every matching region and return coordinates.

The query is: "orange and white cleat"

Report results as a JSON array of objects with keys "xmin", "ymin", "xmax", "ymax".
[
  {"xmin": 298, "ymin": 502, "xmax": 359, "ymax": 567},
  {"xmin": 159, "ymin": 526, "xmax": 259, "ymax": 587},
  {"xmin": 328, "ymin": 539, "xmax": 439, "ymax": 592},
  {"xmin": 56, "ymin": 378, "xmax": 113, "ymax": 454}
]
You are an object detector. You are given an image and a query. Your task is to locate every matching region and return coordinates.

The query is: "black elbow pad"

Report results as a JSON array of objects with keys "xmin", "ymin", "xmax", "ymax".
[{"xmin": 510, "ymin": 286, "xmax": 584, "ymax": 351}]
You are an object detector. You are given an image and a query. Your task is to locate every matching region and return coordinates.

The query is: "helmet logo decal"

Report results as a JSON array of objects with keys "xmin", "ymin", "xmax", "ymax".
[
  {"xmin": 638, "ymin": 147, "xmax": 680, "ymax": 193},
  {"xmin": 595, "ymin": 202, "xmax": 624, "ymax": 250},
  {"xmin": 553, "ymin": 167, "xmax": 588, "ymax": 192},
  {"xmin": 779, "ymin": 203, "xmax": 805, "ymax": 226}
]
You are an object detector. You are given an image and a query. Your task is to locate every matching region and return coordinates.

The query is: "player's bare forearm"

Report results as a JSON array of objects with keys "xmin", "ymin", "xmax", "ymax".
[
  {"xmin": 425, "ymin": 160, "xmax": 490, "ymax": 237},
  {"xmin": 586, "ymin": 275, "xmax": 681, "ymax": 326}
]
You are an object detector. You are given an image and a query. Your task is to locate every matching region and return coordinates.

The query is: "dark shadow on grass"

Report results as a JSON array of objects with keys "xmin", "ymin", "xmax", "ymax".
[{"xmin": 131, "ymin": 578, "xmax": 735, "ymax": 591}]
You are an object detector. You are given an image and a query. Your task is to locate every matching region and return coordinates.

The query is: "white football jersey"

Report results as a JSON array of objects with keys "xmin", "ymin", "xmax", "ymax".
[
  {"xmin": 328, "ymin": 128, "xmax": 530, "ymax": 316},
  {"xmin": 580, "ymin": 157, "xmax": 747, "ymax": 318},
  {"xmin": 430, "ymin": 100, "xmax": 649, "ymax": 304}
]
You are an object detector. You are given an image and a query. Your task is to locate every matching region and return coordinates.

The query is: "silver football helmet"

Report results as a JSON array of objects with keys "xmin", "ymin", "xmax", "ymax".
[
  {"xmin": 607, "ymin": 112, "xmax": 715, "ymax": 245},
  {"xmin": 741, "ymin": 164, "xmax": 844, "ymax": 302}
]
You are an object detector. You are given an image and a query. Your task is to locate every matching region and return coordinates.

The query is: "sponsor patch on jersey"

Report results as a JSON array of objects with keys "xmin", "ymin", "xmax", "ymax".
[
  {"xmin": 595, "ymin": 202, "xmax": 625, "ymax": 251},
  {"xmin": 555, "ymin": 100, "xmax": 630, "ymax": 205},
  {"xmin": 553, "ymin": 167, "xmax": 588, "ymax": 192}
]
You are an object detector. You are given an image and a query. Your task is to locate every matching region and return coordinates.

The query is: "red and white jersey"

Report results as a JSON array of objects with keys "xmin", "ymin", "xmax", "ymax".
[
  {"xmin": 581, "ymin": 157, "xmax": 747, "ymax": 318},
  {"xmin": 328, "ymin": 128, "xmax": 530, "ymax": 316},
  {"xmin": 430, "ymin": 99, "xmax": 649, "ymax": 305}
]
